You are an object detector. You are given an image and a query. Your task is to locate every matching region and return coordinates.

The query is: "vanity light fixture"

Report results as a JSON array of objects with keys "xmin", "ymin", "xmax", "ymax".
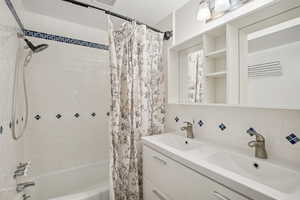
[
  {"xmin": 198, "ymin": 0, "xmax": 252, "ymax": 23},
  {"xmin": 214, "ymin": 0, "xmax": 231, "ymax": 14},
  {"xmin": 197, "ymin": 0, "xmax": 212, "ymax": 22}
]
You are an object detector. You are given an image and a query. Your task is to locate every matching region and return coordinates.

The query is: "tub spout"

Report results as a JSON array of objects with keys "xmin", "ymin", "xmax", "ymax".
[{"xmin": 16, "ymin": 181, "xmax": 35, "ymax": 193}]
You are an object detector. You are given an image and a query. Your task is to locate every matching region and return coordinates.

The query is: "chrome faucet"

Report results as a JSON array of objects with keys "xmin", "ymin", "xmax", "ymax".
[
  {"xmin": 181, "ymin": 121, "xmax": 194, "ymax": 139},
  {"xmin": 16, "ymin": 181, "xmax": 35, "ymax": 193},
  {"xmin": 246, "ymin": 128, "xmax": 268, "ymax": 159}
]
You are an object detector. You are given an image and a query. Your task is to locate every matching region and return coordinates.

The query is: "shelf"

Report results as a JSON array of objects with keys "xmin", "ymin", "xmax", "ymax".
[
  {"xmin": 167, "ymin": 103, "xmax": 300, "ymax": 111},
  {"xmin": 206, "ymin": 71, "xmax": 227, "ymax": 78},
  {"xmin": 206, "ymin": 48, "xmax": 226, "ymax": 58}
]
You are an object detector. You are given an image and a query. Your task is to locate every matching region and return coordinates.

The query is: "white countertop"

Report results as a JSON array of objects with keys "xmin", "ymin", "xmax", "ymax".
[{"xmin": 142, "ymin": 133, "xmax": 300, "ymax": 200}]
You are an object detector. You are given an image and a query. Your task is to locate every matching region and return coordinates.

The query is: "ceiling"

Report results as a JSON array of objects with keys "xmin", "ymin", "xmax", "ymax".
[{"xmin": 23, "ymin": 0, "xmax": 191, "ymax": 30}]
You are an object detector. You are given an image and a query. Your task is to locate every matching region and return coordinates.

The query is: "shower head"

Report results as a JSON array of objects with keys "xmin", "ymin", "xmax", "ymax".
[{"xmin": 24, "ymin": 38, "xmax": 48, "ymax": 53}]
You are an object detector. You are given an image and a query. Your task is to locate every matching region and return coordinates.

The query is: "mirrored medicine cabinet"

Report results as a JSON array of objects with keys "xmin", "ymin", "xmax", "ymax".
[{"xmin": 168, "ymin": 4, "xmax": 300, "ymax": 110}]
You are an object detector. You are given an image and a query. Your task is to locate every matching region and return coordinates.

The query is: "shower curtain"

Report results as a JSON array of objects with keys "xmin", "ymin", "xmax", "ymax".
[
  {"xmin": 108, "ymin": 18, "xmax": 165, "ymax": 200},
  {"xmin": 187, "ymin": 50, "xmax": 204, "ymax": 103}
]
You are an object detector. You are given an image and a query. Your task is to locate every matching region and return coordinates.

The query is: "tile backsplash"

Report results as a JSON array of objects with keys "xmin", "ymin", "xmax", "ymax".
[{"xmin": 166, "ymin": 104, "xmax": 300, "ymax": 166}]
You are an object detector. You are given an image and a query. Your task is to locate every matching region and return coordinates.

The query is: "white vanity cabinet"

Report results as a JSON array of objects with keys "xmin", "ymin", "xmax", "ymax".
[{"xmin": 143, "ymin": 146, "xmax": 250, "ymax": 200}]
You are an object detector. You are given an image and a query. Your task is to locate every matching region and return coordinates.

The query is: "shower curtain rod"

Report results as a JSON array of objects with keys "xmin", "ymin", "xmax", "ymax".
[{"xmin": 61, "ymin": 0, "xmax": 173, "ymax": 40}]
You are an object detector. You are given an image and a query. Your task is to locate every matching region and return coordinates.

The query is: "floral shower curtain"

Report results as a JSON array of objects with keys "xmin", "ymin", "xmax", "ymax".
[
  {"xmin": 187, "ymin": 50, "xmax": 204, "ymax": 103},
  {"xmin": 108, "ymin": 17, "xmax": 165, "ymax": 200}
]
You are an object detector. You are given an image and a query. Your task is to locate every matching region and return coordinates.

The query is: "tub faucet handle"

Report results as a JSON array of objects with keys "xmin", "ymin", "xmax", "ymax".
[
  {"xmin": 23, "ymin": 194, "xmax": 31, "ymax": 200},
  {"xmin": 14, "ymin": 162, "xmax": 30, "ymax": 179},
  {"xmin": 18, "ymin": 162, "xmax": 30, "ymax": 169}
]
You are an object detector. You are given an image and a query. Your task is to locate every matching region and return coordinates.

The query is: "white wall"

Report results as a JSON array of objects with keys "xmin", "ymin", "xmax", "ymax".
[
  {"xmin": 21, "ymin": 9, "xmax": 110, "ymax": 200},
  {"xmin": 174, "ymin": 0, "xmax": 286, "ymax": 45},
  {"xmin": 247, "ymin": 42, "xmax": 300, "ymax": 108},
  {"xmin": 0, "ymin": 0, "xmax": 25, "ymax": 199}
]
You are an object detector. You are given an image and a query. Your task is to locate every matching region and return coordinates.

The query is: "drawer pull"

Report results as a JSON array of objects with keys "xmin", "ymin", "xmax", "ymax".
[
  {"xmin": 152, "ymin": 156, "xmax": 167, "ymax": 165},
  {"xmin": 212, "ymin": 191, "xmax": 231, "ymax": 200},
  {"xmin": 152, "ymin": 189, "xmax": 168, "ymax": 200}
]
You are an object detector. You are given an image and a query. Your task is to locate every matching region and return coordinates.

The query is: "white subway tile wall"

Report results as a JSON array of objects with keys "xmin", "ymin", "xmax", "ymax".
[
  {"xmin": 0, "ymin": 0, "xmax": 25, "ymax": 199},
  {"xmin": 22, "ymin": 12, "xmax": 110, "ymax": 199},
  {"xmin": 1, "ymin": 1, "xmax": 110, "ymax": 199}
]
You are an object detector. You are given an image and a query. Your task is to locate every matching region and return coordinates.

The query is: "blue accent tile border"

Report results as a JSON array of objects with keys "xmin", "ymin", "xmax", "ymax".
[
  {"xmin": 24, "ymin": 30, "xmax": 109, "ymax": 50},
  {"xmin": 219, "ymin": 123, "xmax": 226, "ymax": 131},
  {"xmin": 286, "ymin": 133, "xmax": 300, "ymax": 145},
  {"xmin": 5, "ymin": 0, "xmax": 109, "ymax": 50},
  {"xmin": 198, "ymin": 120, "xmax": 204, "ymax": 127}
]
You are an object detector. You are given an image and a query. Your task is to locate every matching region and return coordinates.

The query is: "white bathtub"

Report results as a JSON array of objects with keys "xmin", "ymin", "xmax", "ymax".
[
  {"xmin": 30, "ymin": 161, "xmax": 109, "ymax": 200},
  {"xmin": 48, "ymin": 184, "xmax": 109, "ymax": 200}
]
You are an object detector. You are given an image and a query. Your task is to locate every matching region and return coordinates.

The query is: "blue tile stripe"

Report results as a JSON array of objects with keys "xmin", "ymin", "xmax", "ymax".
[
  {"xmin": 286, "ymin": 133, "xmax": 300, "ymax": 145},
  {"xmin": 24, "ymin": 30, "xmax": 109, "ymax": 50},
  {"xmin": 5, "ymin": 0, "xmax": 109, "ymax": 50}
]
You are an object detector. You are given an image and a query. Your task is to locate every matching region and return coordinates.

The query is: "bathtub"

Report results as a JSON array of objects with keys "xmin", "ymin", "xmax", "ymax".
[
  {"xmin": 48, "ymin": 184, "xmax": 109, "ymax": 200},
  {"xmin": 30, "ymin": 161, "xmax": 109, "ymax": 200}
]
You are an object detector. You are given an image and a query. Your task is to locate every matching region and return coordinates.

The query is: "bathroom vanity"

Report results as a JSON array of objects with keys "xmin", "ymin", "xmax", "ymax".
[
  {"xmin": 142, "ymin": 133, "xmax": 300, "ymax": 200},
  {"xmin": 150, "ymin": 1, "xmax": 300, "ymax": 199}
]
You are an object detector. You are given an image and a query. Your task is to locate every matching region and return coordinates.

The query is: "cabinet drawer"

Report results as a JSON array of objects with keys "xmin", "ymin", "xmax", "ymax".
[
  {"xmin": 143, "ymin": 146, "xmax": 175, "ymax": 197},
  {"xmin": 143, "ymin": 146, "xmax": 250, "ymax": 200},
  {"xmin": 144, "ymin": 178, "xmax": 172, "ymax": 200}
]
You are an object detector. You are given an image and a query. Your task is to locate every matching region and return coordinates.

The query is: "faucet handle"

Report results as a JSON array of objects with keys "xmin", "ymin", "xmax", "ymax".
[
  {"xmin": 18, "ymin": 162, "xmax": 30, "ymax": 169},
  {"xmin": 246, "ymin": 127, "xmax": 265, "ymax": 141},
  {"xmin": 183, "ymin": 121, "xmax": 193, "ymax": 126},
  {"xmin": 246, "ymin": 127, "xmax": 256, "ymax": 136},
  {"xmin": 23, "ymin": 194, "xmax": 31, "ymax": 200}
]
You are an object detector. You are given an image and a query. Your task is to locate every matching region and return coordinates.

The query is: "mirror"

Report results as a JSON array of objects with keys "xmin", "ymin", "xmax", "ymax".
[
  {"xmin": 170, "ymin": 7, "xmax": 300, "ymax": 109},
  {"xmin": 239, "ymin": 16, "xmax": 300, "ymax": 109},
  {"xmin": 175, "ymin": 25, "xmax": 238, "ymax": 105},
  {"xmin": 178, "ymin": 45, "xmax": 205, "ymax": 104}
]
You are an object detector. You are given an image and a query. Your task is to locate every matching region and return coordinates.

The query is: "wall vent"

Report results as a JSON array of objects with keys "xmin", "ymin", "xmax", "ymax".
[{"xmin": 248, "ymin": 61, "xmax": 282, "ymax": 78}]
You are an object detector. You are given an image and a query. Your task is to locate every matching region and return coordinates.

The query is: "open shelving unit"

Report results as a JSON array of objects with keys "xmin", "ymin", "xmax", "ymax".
[
  {"xmin": 206, "ymin": 48, "xmax": 227, "ymax": 58},
  {"xmin": 203, "ymin": 25, "xmax": 228, "ymax": 104},
  {"xmin": 206, "ymin": 71, "xmax": 227, "ymax": 78},
  {"xmin": 168, "ymin": 24, "xmax": 239, "ymax": 105}
]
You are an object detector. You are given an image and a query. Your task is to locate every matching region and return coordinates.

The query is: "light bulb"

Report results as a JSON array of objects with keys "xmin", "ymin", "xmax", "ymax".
[
  {"xmin": 214, "ymin": 0, "xmax": 231, "ymax": 14},
  {"xmin": 197, "ymin": 1, "xmax": 211, "ymax": 21}
]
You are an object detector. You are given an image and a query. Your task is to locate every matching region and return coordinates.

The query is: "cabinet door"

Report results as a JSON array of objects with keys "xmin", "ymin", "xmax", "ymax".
[
  {"xmin": 143, "ymin": 146, "xmax": 250, "ymax": 200},
  {"xmin": 143, "ymin": 146, "xmax": 176, "ymax": 198},
  {"xmin": 144, "ymin": 178, "xmax": 173, "ymax": 200}
]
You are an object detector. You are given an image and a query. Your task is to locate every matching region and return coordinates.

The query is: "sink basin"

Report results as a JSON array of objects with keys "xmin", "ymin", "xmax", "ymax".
[
  {"xmin": 206, "ymin": 152, "xmax": 300, "ymax": 193},
  {"xmin": 153, "ymin": 134, "xmax": 201, "ymax": 151}
]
